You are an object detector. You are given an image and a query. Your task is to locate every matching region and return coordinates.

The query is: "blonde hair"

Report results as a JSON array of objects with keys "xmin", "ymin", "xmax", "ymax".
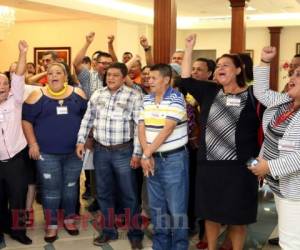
[{"xmin": 47, "ymin": 62, "xmax": 67, "ymax": 75}]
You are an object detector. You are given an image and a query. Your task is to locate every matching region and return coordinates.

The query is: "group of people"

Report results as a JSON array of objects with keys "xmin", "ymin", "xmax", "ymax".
[{"xmin": 1, "ymin": 31, "xmax": 300, "ymax": 250}]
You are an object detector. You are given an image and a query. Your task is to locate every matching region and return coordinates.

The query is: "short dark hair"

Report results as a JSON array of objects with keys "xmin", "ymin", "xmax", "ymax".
[
  {"xmin": 216, "ymin": 54, "xmax": 246, "ymax": 87},
  {"xmin": 107, "ymin": 62, "xmax": 128, "ymax": 77},
  {"xmin": 123, "ymin": 52, "xmax": 133, "ymax": 57},
  {"xmin": 92, "ymin": 50, "xmax": 103, "ymax": 59},
  {"xmin": 195, "ymin": 57, "xmax": 216, "ymax": 80},
  {"xmin": 142, "ymin": 65, "xmax": 151, "ymax": 72},
  {"xmin": 150, "ymin": 64, "xmax": 172, "ymax": 82},
  {"xmin": 96, "ymin": 52, "xmax": 112, "ymax": 61},
  {"xmin": 43, "ymin": 51, "xmax": 57, "ymax": 60},
  {"xmin": 26, "ymin": 62, "xmax": 35, "ymax": 67},
  {"xmin": 82, "ymin": 56, "xmax": 91, "ymax": 64}
]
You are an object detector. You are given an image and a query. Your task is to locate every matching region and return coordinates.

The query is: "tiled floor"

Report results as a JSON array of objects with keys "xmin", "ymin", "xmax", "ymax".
[{"xmin": 1, "ymin": 175, "xmax": 281, "ymax": 250}]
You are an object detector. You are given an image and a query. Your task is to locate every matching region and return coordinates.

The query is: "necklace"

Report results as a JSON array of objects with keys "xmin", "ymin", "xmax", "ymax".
[
  {"xmin": 46, "ymin": 82, "xmax": 68, "ymax": 96},
  {"xmin": 274, "ymin": 103, "xmax": 298, "ymax": 127}
]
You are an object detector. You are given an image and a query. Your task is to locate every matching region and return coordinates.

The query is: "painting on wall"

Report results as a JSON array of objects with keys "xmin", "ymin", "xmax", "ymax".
[{"xmin": 34, "ymin": 47, "xmax": 71, "ymax": 68}]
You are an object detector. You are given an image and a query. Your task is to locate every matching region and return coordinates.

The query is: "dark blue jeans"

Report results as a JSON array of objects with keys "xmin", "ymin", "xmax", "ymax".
[
  {"xmin": 36, "ymin": 152, "xmax": 82, "ymax": 228},
  {"xmin": 147, "ymin": 148, "xmax": 189, "ymax": 250},
  {"xmin": 93, "ymin": 144, "xmax": 144, "ymax": 241}
]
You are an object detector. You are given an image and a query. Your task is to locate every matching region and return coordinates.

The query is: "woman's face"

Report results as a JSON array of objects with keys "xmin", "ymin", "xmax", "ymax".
[
  {"xmin": 215, "ymin": 57, "xmax": 240, "ymax": 86},
  {"xmin": 26, "ymin": 64, "xmax": 36, "ymax": 74},
  {"xmin": 47, "ymin": 65, "xmax": 66, "ymax": 91},
  {"xmin": 287, "ymin": 66, "xmax": 300, "ymax": 101}
]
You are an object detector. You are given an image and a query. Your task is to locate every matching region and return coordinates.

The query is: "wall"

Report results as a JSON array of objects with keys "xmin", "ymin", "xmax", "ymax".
[
  {"xmin": 1, "ymin": 18, "xmax": 300, "ymax": 90},
  {"xmin": 0, "ymin": 18, "xmax": 152, "ymax": 71}
]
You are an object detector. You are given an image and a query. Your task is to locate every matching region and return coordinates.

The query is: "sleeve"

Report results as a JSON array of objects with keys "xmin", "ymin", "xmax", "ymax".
[
  {"xmin": 132, "ymin": 92, "xmax": 143, "ymax": 157},
  {"xmin": 77, "ymin": 94, "xmax": 96, "ymax": 144},
  {"xmin": 80, "ymin": 98, "xmax": 88, "ymax": 117},
  {"xmin": 11, "ymin": 73, "xmax": 25, "ymax": 104},
  {"xmin": 268, "ymin": 151, "xmax": 300, "ymax": 179},
  {"xmin": 166, "ymin": 92, "xmax": 187, "ymax": 123},
  {"xmin": 22, "ymin": 101, "xmax": 42, "ymax": 124},
  {"xmin": 77, "ymin": 68, "xmax": 91, "ymax": 98},
  {"xmin": 253, "ymin": 66, "xmax": 290, "ymax": 108},
  {"xmin": 177, "ymin": 77, "xmax": 216, "ymax": 104},
  {"xmin": 138, "ymin": 98, "xmax": 145, "ymax": 123}
]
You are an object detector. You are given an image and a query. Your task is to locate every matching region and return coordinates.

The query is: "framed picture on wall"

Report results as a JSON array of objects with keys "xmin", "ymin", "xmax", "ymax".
[
  {"xmin": 34, "ymin": 47, "xmax": 71, "ymax": 68},
  {"xmin": 245, "ymin": 49, "xmax": 254, "ymax": 60},
  {"xmin": 296, "ymin": 43, "xmax": 300, "ymax": 54}
]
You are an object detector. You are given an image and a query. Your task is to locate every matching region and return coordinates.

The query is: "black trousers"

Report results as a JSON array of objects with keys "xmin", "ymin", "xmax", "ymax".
[{"xmin": 0, "ymin": 149, "xmax": 28, "ymax": 236}]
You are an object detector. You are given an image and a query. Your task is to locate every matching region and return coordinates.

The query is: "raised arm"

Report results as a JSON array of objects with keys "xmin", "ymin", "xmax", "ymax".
[
  {"xmin": 15, "ymin": 40, "xmax": 28, "ymax": 76},
  {"xmin": 140, "ymin": 35, "xmax": 154, "ymax": 66},
  {"xmin": 12, "ymin": 40, "xmax": 28, "ymax": 103},
  {"xmin": 253, "ymin": 46, "xmax": 290, "ymax": 107},
  {"xmin": 107, "ymin": 35, "xmax": 118, "ymax": 62},
  {"xmin": 73, "ymin": 32, "xmax": 95, "ymax": 74},
  {"xmin": 181, "ymin": 33, "xmax": 196, "ymax": 78}
]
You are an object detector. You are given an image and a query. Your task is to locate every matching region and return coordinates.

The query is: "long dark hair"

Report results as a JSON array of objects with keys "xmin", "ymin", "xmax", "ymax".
[{"xmin": 216, "ymin": 54, "xmax": 246, "ymax": 87}]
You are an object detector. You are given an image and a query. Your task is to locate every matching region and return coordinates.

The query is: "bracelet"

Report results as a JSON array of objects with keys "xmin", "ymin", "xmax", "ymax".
[
  {"xmin": 29, "ymin": 142, "xmax": 38, "ymax": 148},
  {"xmin": 142, "ymin": 154, "xmax": 150, "ymax": 160},
  {"xmin": 261, "ymin": 59, "xmax": 271, "ymax": 64},
  {"xmin": 144, "ymin": 46, "xmax": 151, "ymax": 52}
]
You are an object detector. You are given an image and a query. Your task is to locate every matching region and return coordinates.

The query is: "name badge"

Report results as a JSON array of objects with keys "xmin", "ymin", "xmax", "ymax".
[
  {"xmin": 0, "ymin": 113, "xmax": 4, "ymax": 122},
  {"xmin": 56, "ymin": 106, "xmax": 68, "ymax": 115},
  {"xmin": 226, "ymin": 97, "xmax": 241, "ymax": 107},
  {"xmin": 278, "ymin": 139, "xmax": 297, "ymax": 151}
]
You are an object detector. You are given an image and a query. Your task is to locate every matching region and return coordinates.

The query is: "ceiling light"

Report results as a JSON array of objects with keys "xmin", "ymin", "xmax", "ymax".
[{"xmin": 0, "ymin": 5, "xmax": 15, "ymax": 40}]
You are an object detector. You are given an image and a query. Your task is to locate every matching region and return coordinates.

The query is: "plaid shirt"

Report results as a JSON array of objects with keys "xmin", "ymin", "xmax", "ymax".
[
  {"xmin": 77, "ymin": 68, "xmax": 103, "ymax": 99},
  {"xmin": 77, "ymin": 85, "xmax": 143, "ymax": 156}
]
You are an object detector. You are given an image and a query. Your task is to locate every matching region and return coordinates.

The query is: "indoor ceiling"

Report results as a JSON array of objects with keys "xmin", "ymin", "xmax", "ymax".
[{"xmin": 1, "ymin": 0, "xmax": 300, "ymax": 29}]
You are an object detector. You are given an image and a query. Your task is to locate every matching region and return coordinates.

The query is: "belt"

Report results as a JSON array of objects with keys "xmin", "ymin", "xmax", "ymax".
[
  {"xmin": 153, "ymin": 146, "xmax": 186, "ymax": 158},
  {"xmin": 95, "ymin": 140, "xmax": 133, "ymax": 150}
]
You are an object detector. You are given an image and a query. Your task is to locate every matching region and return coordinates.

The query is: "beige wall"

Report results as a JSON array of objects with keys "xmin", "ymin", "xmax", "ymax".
[
  {"xmin": 1, "ymin": 18, "xmax": 300, "ymax": 91},
  {"xmin": 0, "ymin": 18, "xmax": 152, "ymax": 71}
]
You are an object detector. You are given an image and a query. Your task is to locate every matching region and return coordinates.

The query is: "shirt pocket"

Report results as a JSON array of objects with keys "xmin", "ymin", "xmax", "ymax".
[{"xmin": 111, "ymin": 101, "xmax": 131, "ymax": 121}]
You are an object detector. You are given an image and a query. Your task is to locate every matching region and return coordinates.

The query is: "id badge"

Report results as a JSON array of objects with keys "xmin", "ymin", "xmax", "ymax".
[
  {"xmin": 278, "ymin": 139, "xmax": 297, "ymax": 151},
  {"xmin": 56, "ymin": 106, "xmax": 68, "ymax": 115},
  {"xmin": 226, "ymin": 97, "xmax": 241, "ymax": 107}
]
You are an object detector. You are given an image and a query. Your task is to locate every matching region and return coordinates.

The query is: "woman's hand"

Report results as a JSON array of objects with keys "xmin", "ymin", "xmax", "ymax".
[
  {"xmin": 261, "ymin": 46, "xmax": 276, "ymax": 63},
  {"xmin": 248, "ymin": 157, "xmax": 270, "ymax": 178},
  {"xmin": 29, "ymin": 143, "xmax": 40, "ymax": 160}
]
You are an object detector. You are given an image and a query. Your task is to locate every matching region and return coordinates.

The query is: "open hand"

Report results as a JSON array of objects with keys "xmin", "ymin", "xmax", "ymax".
[
  {"xmin": 19, "ymin": 40, "xmax": 28, "ymax": 53},
  {"xmin": 86, "ymin": 32, "xmax": 95, "ymax": 44}
]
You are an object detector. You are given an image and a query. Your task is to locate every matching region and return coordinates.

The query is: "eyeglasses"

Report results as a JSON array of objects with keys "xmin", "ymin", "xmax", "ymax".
[{"xmin": 97, "ymin": 61, "xmax": 111, "ymax": 65}]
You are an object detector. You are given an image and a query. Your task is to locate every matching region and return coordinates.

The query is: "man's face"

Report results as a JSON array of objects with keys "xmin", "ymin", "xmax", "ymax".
[
  {"xmin": 95, "ymin": 56, "xmax": 113, "ymax": 76},
  {"xmin": 0, "ymin": 74, "xmax": 10, "ymax": 104},
  {"xmin": 288, "ymin": 57, "xmax": 300, "ymax": 77},
  {"xmin": 191, "ymin": 61, "xmax": 211, "ymax": 80},
  {"xmin": 42, "ymin": 54, "xmax": 55, "ymax": 69},
  {"xmin": 149, "ymin": 70, "xmax": 169, "ymax": 93},
  {"xmin": 122, "ymin": 53, "xmax": 132, "ymax": 63},
  {"xmin": 106, "ymin": 68, "xmax": 125, "ymax": 92},
  {"xmin": 171, "ymin": 51, "xmax": 184, "ymax": 65}
]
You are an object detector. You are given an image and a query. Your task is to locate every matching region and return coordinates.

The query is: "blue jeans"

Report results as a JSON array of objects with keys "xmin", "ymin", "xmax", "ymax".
[
  {"xmin": 36, "ymin": 152, "xmax": 82, "ymax": 228},
  {"xmin": 147, "ymin": 148, "xmax": 189, "ymax": 250},
  {"xmin": 93, "ymin": 144, "xmax": 144, "ymax": 241}
]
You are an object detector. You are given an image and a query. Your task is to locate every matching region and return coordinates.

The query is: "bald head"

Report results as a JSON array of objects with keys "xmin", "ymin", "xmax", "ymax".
[{"xmin": 171, "ymin": 51, "xmax": 184, "ymax": 65}]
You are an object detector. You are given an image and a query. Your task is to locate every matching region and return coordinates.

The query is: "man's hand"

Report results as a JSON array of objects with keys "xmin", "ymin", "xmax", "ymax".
[
  {"xmin": 185, "ymin": 34, "xmax": 196, "ymax": 50},
  {"xmin": 141, "ymin": 157, "xmax": 155, "ymax": 177},
  {"xmin": 130, "ymin": 156, "xmax": 141, "ymax": 169},
  {"xmin": 76, "ymin": 143, "xmax": 85, "ymax": 160},
  {"xmin": 86, "ymin": 32, "xmax": 95, "ymax": 44},
  {"xmin": 248, "ymin": 158, "xmax": 270, "ymax": 178},
  {"xmin": 107, "ymin": 35, "xmax": 115, "ymax": 45},
  {"xmin": 140, "ymin": 35, "xmax": 149, "ymax": 49},
  {"xmin": 19, "ymin": 40, "xmax": 28, "ymax": 53}
]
